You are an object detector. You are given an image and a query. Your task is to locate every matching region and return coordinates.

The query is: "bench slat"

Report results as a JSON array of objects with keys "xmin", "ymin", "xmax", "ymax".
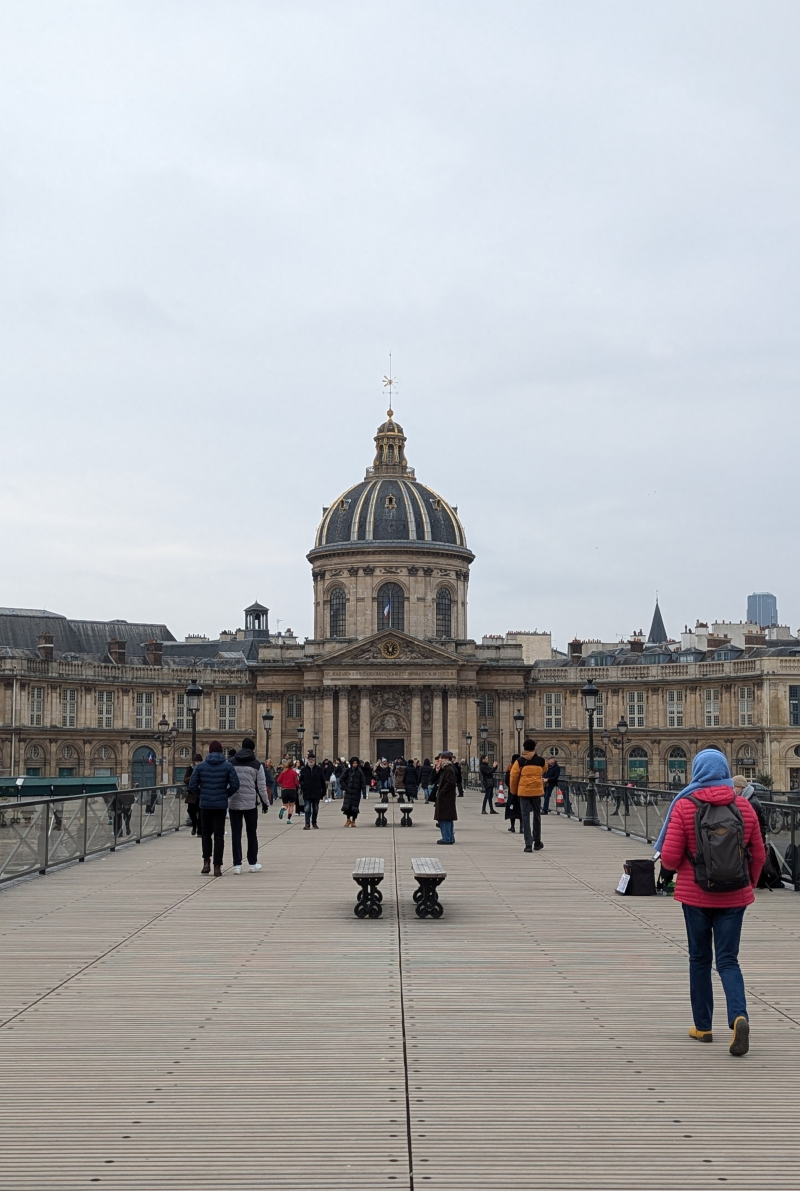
[
  {"xmin": 411, "ymin": 856, "xmax": 446, "ymax": 877},
  {"xmin": 352, "ymin": 857, "xmax": 385, "ymax": 878}
]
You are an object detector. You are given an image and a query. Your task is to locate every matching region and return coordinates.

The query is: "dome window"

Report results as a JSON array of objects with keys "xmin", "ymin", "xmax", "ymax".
[
  {"xmin": 435, "ymin": 588, "xmax": 452, "ymax": 637},
  {"xmin": 329, "ymin": 587, "xmax": 347, "ymax": 639},
  {"xmin": 339, "ymin": 498, "xmax": 351, "ymax": 512},
  {"xmin": 430, "ymin": 497, "xmax": 443, "ymax": 512},
  {"xmin": 377, "ymin": 583, "xmax": 404, "ymax": 633},
  {"xmin": 385, "ymin": 494, "xmax": 396, "ymax": 510}
]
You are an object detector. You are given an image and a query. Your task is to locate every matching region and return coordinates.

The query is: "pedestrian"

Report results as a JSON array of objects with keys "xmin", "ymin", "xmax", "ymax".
[
  {"xmin": 334, "ymin": 757, "xmax": 347, "ymax": 799},
  {"xmin": 375, "ymin": 758, "xmax": 391, "ymax": 794},
  {"xmin": 510, "ymin": 739, "xmax": 547, "ymax": 853},
  {"xmin": 183, "ymin": 752, "xmax": 203, "ymax": 834},
  {"xmin": 479, "ymin": 755, "xmax": 498, "ymax": 814},
  {"xmin": 394, "ymin": 757, "xmax": 407, "ymax": 801},
  {"xmin": 453, "ymin": 757, "xmax": 464, "ymax": 798},
  {"xmin": 659, "ymin": 751, "xmax": 765, "ymax": 1055},
  {"xmin": 419, "ymin": 758, "xmax": 434, "ymax": 802},
  {"xmin": 113, "ymin": 789, "xmax": 135, "ymax": 837},
  {"xmin": 189, "ymin": 741, "xmax": 240, "ymax": 876},
  {"xmin": 322, "ymin": 757, "xmax": 334, "ymax": 801},
  {"xmin": 276, "ymin": 761, "xmax": 299, "ymax": 824},
  {"xmin": 228, "ymin": 737, "xmax": 269, "ymax": 874},
  {"xmin": 300, "ymin": 751, "xmax": 326, "ymax": 829},
  {"xmin": 404, "ymin": 758, "xmax": 420, "ymax": 801},
  {"xmin": 504, "ymin": 754, "xmax": 521, "ymax": 832},
  {"xmin": 342, "ymin": 757, "xmax": 366, "ymax": 826},
  {"xmin": 543, "ymin": 756, "xmax": 561, "ymax": 814},
  {"xmin": 263, "ymin": 758, "xmax": 276, "ymax": 805},
  {"xmin": 362, "ymin": 759, "xmax": 373, "ymax": 794},
  {"xmin": 434, "ymin": 751, "xmax": 458, "ymax": 844}
]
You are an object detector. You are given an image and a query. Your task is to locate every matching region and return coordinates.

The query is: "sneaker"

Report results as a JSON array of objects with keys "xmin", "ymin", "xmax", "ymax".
[
  {"xmin": 249, "ymin": 863, "xmax": 263, "ymax": 873},
  {"xmin": 689, "ymin": 1027, "xmax": 713, "ymax": 1043},
  {"xmin": 533, "ymin": 842, "xmax": 544, "ymax": 851},
  {"xmin": 729, "ymin": 1016, "xmax": 750, "ymax": 1057},
  {"xmin": 233, "ymin": 865, "xmax": 242, "ymax": 875},
  {"xmin": 286, "ymin": 818, "xmax": 292, "ymax": 824},
  {"xmin": 524, "ymin": 845, "xmax": 533, "ymax": 853},
  {"xmin": 278, "ymin": 807, "xmax": 284, "ymax": 819}
]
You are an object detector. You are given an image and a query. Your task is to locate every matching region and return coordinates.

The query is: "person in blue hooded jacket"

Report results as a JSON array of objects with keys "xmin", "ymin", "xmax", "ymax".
[{"xmin": 189, "ymin": 740, "xmax": 240, "ymax": 876}]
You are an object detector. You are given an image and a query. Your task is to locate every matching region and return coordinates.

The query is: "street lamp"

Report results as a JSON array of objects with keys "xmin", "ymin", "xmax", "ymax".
[
  {"xmin": 297, "ymin": 724, "xmax": 305, "ymax": 761},
  {"xmin": 185, "ymin": 678, "xmax": 204, "ymax": 759},
  {"xmin": 156, "ymin": 713, "xmax": 171, "ymax": 784},
  {"xmin": 312, "ymin": 730, "xmax": 320, "ymax": 759},
  {"xmin": 513, "ymin": 708, "xmax": 525, "ymax": 755},
  {"xmin": 581, "ymin": 678, "xmax": 601, "ymax": 827},
  {"xmin": 465, "ymin": 731, "xmax": 472, "ymax": 776},
  {"xmin": 262, "ymin": 707, "xmax": 274, "ymax": 760},
  {"xmin": 616, "ymin": 716, "xmax": 628, "ymax": 783}
]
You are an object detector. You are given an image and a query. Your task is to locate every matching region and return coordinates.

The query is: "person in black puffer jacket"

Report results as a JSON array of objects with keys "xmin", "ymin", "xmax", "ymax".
[
  {"xmin": 418, "ymin": 759, "xmax": 434, "ymax": 802},
  {"xmin": 189, "ymin": 741, "xmax": 240, "ymax": 876},
  {"xmin": 342, "ymin": 758, "xmax": 367, "ymax": 826}
]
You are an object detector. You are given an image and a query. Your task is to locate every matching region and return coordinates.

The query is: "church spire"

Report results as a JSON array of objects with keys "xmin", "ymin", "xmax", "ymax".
[{"xmin": 647, "ymin": 597, "xmax": 667, "ymax": 645}]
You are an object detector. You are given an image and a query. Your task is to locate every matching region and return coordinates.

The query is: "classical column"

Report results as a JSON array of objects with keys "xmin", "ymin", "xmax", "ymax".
[
  {"xmin": 432, "ymin": 688, "xmax": 443, "ymax": 755},
  {"xmin": 359, "ymin": 687, "xmax": 371, "ymax": 760},
  {"xmin": 410, "ymin": 687, "xmax": 423, "ymax": 760},
  {"xmin": 270, "ymin": 694, "xmax": 283, "ymax": 761},
  {"xmin": 447, "ymin": 686, "xmax": 460, "ymax": 759},
  {"xmin": 337, "ymin": 687, "xmax": 350, "ymax": 759},
  {"xmin": 322, "ymin": 688, "xmax": 335, "ymax": 761}
]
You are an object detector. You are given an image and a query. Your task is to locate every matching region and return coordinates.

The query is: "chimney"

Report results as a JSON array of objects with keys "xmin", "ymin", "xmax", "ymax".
[
  {"xmin": 108, "ymin": 638, "xmax": 127, "ymax": 665},
  {"xmin": 569, "ymin": 638, "xmax": 583, "ymax": 665},
  {"xmin": 37, "ymin": 632, "xmax": 54, "ymax": 662},
  {"xmin": 144, "ymin": 639, "xmax": 163, "ymax": 667},
  {"xmin": 628, "ymin": 638, "xmax": 644, "ymax": 654}
]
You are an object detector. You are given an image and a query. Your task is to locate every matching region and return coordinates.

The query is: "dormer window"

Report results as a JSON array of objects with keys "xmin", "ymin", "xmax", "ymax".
[
  {"xmin": 430, "ymin": 497, "xmax": 442, "ymax": 512},
  {"xmin": 385, "ymin": 494, "xmax": 396, "ymax": 510},
  {"xmin": 339, "ymin": 498, "xmax": 351, "ymax": 512}
]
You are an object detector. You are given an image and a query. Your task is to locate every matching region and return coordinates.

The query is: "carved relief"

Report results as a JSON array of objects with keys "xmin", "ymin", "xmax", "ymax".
[
  {"xmin": 407, "ymin": 566, "xmax": 419, "ymax": 575},
  {"xmin": 372, "ymin": 710, "xmax": 410, "ymax": 736},
  {"xmin": 370, "ymin": 687, "xmax": 411, "ymax": 715},
  {"xmin": 422, "ymin": 693, "xmax": 432, "ymax": 728},
  {"xmin": 347, "ymin": 567, "xmax": 359, "ymax": 577},
  {"xmin": 423, "ymin": 567, "xmax": 433, "ymax": 576},
  {"xmin": 362, "ymin": 566, "xmax": 374, "ymax": 575},
  {"xmin": 347, "ymin": 640, "xmax": 438, "ymax": 663},
  {"xmin": 348, "ymin": 693, "xmax": 360, "ymax": 729}
]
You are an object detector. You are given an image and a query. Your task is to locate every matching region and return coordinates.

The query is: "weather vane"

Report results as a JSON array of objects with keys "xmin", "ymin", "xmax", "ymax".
[{"xmin": 382, "ymin": 352, "xmax": 396, "ymax": 417}]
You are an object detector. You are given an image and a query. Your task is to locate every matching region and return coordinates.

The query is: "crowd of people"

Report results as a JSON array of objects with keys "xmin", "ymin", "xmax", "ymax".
[{"xmin": 185, "ymin": 735, "xmax": 769, "ymax": 1057}]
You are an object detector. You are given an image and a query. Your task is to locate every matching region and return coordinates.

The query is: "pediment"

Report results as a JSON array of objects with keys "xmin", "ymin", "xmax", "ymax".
[{"xmin": 317, "ymin": 630, "xmax": 458, "ymax": 667}]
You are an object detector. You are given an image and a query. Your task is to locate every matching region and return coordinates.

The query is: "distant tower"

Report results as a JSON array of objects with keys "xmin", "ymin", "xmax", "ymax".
[
  {"xmin": 747, "ymin": 592, "xmax": 778, "ymax": 628},
  {"xmin": 244, "ymin": 601, "xmax": 270, "ymax": 639},
  {"xmin": 647, "ymin": 598, "xmax": 668, "ymax": 645}
]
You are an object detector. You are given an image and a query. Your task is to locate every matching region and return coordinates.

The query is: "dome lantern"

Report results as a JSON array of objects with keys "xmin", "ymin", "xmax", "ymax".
[{"xmin": 370, "ymin": 409, "xmax": 410, "ymax": 478}]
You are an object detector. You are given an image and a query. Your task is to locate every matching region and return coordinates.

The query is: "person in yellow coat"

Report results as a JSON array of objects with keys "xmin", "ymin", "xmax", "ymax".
[{"xmin": 509, "ymin": 740, "xmax": 547, "ymax": 853}]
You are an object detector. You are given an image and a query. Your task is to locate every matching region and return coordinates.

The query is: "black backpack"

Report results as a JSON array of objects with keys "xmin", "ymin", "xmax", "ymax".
[{"xmin": 687, "ymin": 795, "xmax": 750, "ymax": 893}]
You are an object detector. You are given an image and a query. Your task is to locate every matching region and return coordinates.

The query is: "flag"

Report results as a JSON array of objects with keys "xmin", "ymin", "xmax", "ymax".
[{"xmin": 384, "ymin": 598, "xmax": 391, "ymax": 622}]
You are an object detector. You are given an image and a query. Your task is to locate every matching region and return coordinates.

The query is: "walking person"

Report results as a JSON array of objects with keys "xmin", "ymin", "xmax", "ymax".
[
  {"xmin": 184, "ymin": 752, "xmax": 203, "ymax": 834},
  {"xmin": 342, "ymin": 757, "xmax": 366, "ymax": 826},
  {"xmin": 333, "ymin": 758, "xmax": 347, "ymax": 799},
  {"xmin": 228, "ymin": 737, "xmax": 269, "ymax": 874},
  {"xmin": 419, "ymin": 758, "xmax": 434, "ymax": 802},
  {"xmin": 404, "ymin": 758, "xmax": 420, "ymax": 801},
  {"xmin": 480, "ymin": 755, "xmax": 498, "ymax": 814},
  {"xmin": 189, "ymin": 741, "xmax": 240, "ymax": 876},
  {"xmin": 542, "ymin": 756, "xmax": 561, "ymax": 815},
  {"xmin": 276, "ymin": 761, "xmax": 299, "ymax": 824},
  {"xmin": 434, "ymin": 751, "xmax": 458, "ymax": 844},
  {"xmin": 362, "ymin": 759, "xmax": 373, "ymax": 795},
  {"xmin": 393, "ymin": 757, "xmax": 407, "ymax": 801},
  {"xmin": 375, "ymin": 758, "xmax": 391, "ymax": 794},
  {"xmin": 263, "ymin": 759, "xmax": 276, "ymax": 805},
  {"xmin": 659, "ymin": 750, "xmax": 765, "ymax": 1055},
  {"xmin": 504, "ymin": 754, "xmax": 521, "ymax": 833},
  {"xmin": 300, "ymin": 752, "xmax": 326, "ymax": 829},
  {"xmin": 453, "ymin": 757, "xmax": 464, "ymax": 798},
  {"xmin": 510, "ymin": 740, "xmax": 547, "ymax": 853}
]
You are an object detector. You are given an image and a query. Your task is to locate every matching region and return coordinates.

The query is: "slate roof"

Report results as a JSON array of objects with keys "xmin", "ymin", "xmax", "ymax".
[
  {"xmin": 648, "ymin": 600, "xmax": 668, "ymax": 644},
  {"xmin": 0, "ymin": 609, "xmax": 175, "ymax": 663}
]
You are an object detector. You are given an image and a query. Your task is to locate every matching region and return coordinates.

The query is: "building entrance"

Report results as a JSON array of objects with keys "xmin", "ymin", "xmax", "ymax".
[{"xmin": 375, "ymin": 738, "xmax": 405, "ymax": 762}]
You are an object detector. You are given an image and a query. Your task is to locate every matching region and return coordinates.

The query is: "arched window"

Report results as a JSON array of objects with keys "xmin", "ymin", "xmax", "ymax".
[
  {"xmin": 668, "ymin": 746, "xmax": 687, "ymax": 786},
  {"xmin": 377, "ymin": 583, "xmax": 404, "ymax": 632},
  {"xmin": 435, "ymin": 587, "xmax": 452, "ymax": 637},
  {"xmin": 586, "ymin": 745, "xmax": 606, "ymax": 772},
  {"xmin": 286, "ymin": 695, "xmax": 302, "ymax": 719},
  {"xmin": 329, "ymin": 588, "xmax": 347, "ymax": 638},
  {"xmin": 628, "ymin": 746, "xmax": 648, "ymax": 783}
]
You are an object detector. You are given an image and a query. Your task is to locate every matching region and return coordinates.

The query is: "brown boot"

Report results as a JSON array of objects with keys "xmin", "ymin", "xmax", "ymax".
[
  {"xmin": 213, "ymin": 865, "xmax": 222, "ymax": 877},
  {"xmin": 201, "ymin": 861, "xmax": 211, "ymax": 874}
]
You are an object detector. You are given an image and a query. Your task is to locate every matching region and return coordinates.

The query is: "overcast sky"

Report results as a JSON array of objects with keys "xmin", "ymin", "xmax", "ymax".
[{"xmin": 1, "ymin": 1, "xmax": 798, "ymax": 650}]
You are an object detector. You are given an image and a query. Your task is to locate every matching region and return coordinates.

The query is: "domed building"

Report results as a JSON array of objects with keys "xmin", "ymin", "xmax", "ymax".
[{"xmin": 308, "ymin": 410, "xmax": 474, "ymax": 642}]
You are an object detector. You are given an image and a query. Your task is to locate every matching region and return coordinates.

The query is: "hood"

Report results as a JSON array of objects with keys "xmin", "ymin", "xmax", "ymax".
[
  {"xmin": 205, "ymin": 752, "xmax": 227, "ymax": 767},
  {"xmin": 688, "ymin": 748, "xmax": 733, "ymax": 791},
  {"xmin": 690, "ymin": 784, "xmax": 737, "ymax": 805},
  {"xmin": 232, "ymin": 748, "xmax": 259, "ymax": 768}
]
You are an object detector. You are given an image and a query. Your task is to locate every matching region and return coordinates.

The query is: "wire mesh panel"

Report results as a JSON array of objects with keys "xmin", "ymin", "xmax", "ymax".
[
  {"xmin": 84, "ymin": 794, "xmax": 117, "ymax": 856},
  {"xmin": 0, "ymin": 800, "xmax": 48, "ymax": 880},
  {"xmin": 47, "ymin": 799, "xmax": 85, "ymax": 865}
]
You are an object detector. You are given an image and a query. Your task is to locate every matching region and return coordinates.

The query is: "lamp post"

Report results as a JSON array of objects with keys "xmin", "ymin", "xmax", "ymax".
[
  {"xmin": 465, "ymin": 731, "xmax": 472, "ymax": 777},
  {"xmin": 262, "ymin": 707, "xmax": 273, "ymax": 761},
  {"xmin": 513, "ymin": 708, "xmax": 525, "ymax": 756},
  {"xmin": 479, "ymin": 722, "xmax": 489, "ymax": 769},
  {"xmin": 312, "ymin": 730, "xmax": 320, "ymax": 760},
  {"xmin": 581, "ymin": 678, "xmax": 601, "ymax": 827},
  {"xmin": 616, "ymin": 716, "xmax": 628, "ymax": 784},
  {"xmin": 297, "ymin": 724, "xmax": 305, "ymax": 762},
  {"xmin": 186, "ymin": 678, "xmax": 204, "ymax": 759},
  {"xmin": 156, "ymin": 713, "xmax": 171, "ymax": 784}
]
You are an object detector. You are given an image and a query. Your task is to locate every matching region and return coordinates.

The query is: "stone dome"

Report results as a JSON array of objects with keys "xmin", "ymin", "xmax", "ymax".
[{"xmin": 313, "ymin": 410, "xmax": 468, "ymax": 551}]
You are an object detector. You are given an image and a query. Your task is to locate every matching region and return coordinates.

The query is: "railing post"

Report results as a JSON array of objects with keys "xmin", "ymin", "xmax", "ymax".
[
  {"xmin": 157, "ymin": 785, "xmax": 164, "ymax": 836},
  {"xmin": 136, "ymin": 791, "xmax": 143, "ymax": 843},
  {"xmin": 38, "ymin": 801, "xmax": 50, "ymax": 874},
  {"xmin": 80, "ymin": 791, "xmax": 88, "ymax": 861},
  {"xmin": 792, "ymin": 809, "xmax": 800, "ymax": 893}
]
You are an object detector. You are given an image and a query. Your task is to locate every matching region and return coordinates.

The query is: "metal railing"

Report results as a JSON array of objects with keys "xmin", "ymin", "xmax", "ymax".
[
  {"xmin": 552, "ymin": 780, "xmax": 800, "ymax": 891},
  {"xmin": 0, "ymin": 785, "xmax": 185, "ymax": 886}
]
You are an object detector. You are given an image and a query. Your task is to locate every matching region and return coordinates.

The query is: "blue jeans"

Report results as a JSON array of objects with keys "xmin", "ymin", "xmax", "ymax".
[
  {"xmin": 440, "ymin": 820, "xmax": 455, "ymax": 844},
  {"xmin": 682, "ymin": 904, "xmax": 747, "ymax": 1031}
]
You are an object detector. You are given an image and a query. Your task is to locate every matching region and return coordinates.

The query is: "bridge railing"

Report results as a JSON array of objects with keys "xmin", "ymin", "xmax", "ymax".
[
  {"xmin": 553, "ymin": 780, "xmax": 800, "ymax": 891},
  {"xmin": 0, "ymin": 785, "xmax": 185, "ymax": 885}
]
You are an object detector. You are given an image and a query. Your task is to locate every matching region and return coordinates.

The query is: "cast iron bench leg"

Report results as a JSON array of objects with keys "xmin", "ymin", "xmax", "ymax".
[
  {"xmin": 413, "ymin": 877, "xmax": 444, "ymax": 918},
  {"xmin": 354, "ymin": 877, "xmax": 383, "ymax": 918}
]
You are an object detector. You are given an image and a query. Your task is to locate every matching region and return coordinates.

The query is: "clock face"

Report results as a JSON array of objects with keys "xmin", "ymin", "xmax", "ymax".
[{"xmin": 381, "ymin": 639, "xmax": 401, "ymax": 659}]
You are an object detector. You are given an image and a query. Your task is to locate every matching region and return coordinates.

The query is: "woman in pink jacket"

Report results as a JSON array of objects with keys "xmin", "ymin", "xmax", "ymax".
[{"xmin": 661, "ymin": 748, "xmax": 765, "ymax": 1057}]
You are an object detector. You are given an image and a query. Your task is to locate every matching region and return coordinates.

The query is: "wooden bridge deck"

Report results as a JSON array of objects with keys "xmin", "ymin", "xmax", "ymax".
[{"xmin": 1, "ymin": 795, "xmax": 798, "ymax": 1190}]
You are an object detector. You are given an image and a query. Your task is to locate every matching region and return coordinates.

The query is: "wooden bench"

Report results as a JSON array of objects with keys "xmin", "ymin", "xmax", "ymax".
[
  {"xmin": 352, "ymin": 857, "xmax": 385, "ymax": 918},
  {"xmin": 411, "ymin": 856, "xmax": 446, "ymax": 918},
  {"xmin": 399, "ymin": 804, "xmax": 414, "ymax": 827},
  {"xmin": 374, "ymin": 803, "xmax": 389, "ymax": 827}
]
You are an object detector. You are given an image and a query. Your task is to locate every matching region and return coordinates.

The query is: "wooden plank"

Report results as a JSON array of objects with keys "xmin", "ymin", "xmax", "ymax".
[
  {"xmin": 352, "ymin": 856, "xmax": 385, "ymax": 878},
  {"xmin": 411, "ymin": 856, "xmax": 446, "ymax": 877}
]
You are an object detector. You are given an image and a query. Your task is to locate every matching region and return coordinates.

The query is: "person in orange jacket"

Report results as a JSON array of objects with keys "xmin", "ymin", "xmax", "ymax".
[{"xmin": 509, "ymin": 740, "xmax": 547, "ymax": 853}]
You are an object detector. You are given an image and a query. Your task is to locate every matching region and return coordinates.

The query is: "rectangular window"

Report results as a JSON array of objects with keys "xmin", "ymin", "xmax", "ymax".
[
  {"xmin": 135, "ymin": 691, "xmax": 153, "ymax": 730},
  {"xmin": 219, "ymin": 694, "xmax": 237, "ymax": 731},
  {"xmin": 704, "ymin": 688, "xmax": 720, "ymax": 728},
  {"xmin": 58, "ymin": 767, "xmax": 75, "ymax": 778},
  {"xmin": 627, "ymin": 690, "xmax": 645, "ymax": 729},
  {"xmin": 94, "ymin": 767, "xmax": 113, "ymax": 777},
  {"xmin": 61, "ymin": 688, "xmax": 77, "ymax": 728},
  {"xmin": 97, "ymin": 690, "xmax": 114, "ymax": 729},
  {"xmin": 789, "ymin": 686, "xmax": 799, "ymax": 727},
  {"xmin": 29, "ymin": 686, "xmax": 44, "ymax": 726},
  {"xmin": 544, "ymin": 692, "xmax": 562, "ymax": 730},
  {"xmin": 667, "ymin": 690, "xmax": 684, "ymax": 728},
  {"xmin": 286, "ymin": 695, "xmax": 302, "ymax": 719},
  {"xmin": 585, "ymin": 691, "xmax": 604, "ymax": 729},
  {"xmin": 738, "ymin": 685, "xmax": 753, "ymax": 727},
  {"xmin": 790, "ymin": 767, "xmax": 800, "ymax": 791},
  {"xmin": 26, "ymin": 766, "xmax": 41, "ymax": 777},
  {"xmin": 176, "ymin": 693, "xmax": 187, "ymax": 731}
]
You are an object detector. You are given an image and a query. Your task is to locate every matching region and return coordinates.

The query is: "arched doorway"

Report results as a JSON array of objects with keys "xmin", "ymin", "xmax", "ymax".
[
  {"xmin": 668, "ymin": 747, "xmax": 687, "ymax": 787},
  {"xmin": 628, "ymin": 747, "xmax": 649, "ymax": 784},
  {"xmin": 131, "ymin": 746, "xmax": 158, "ymax": 789}
]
